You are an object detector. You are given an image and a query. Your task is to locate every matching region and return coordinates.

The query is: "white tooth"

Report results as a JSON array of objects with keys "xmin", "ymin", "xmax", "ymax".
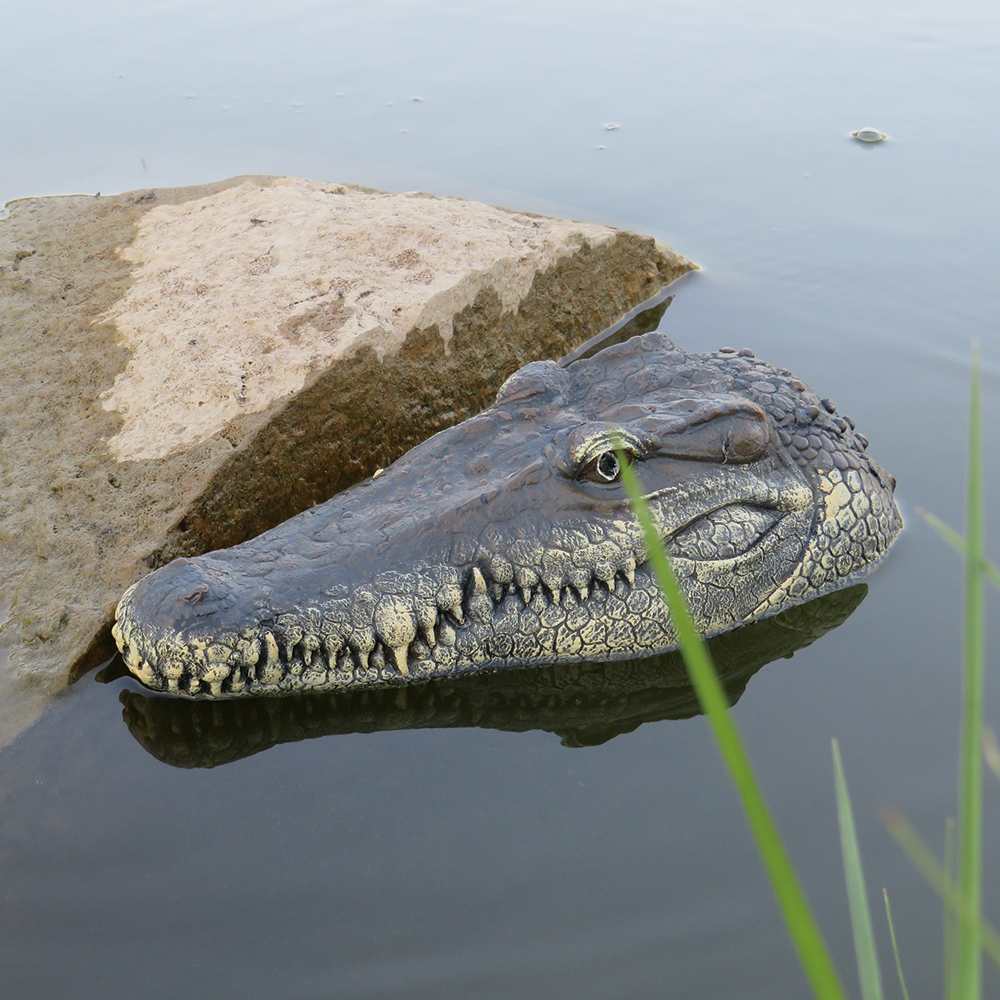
[
  {"xmin": 416, "ymin": 605, "xmax": 437, "ymax": 647},
  {"xmin": 623, "ymin": 558, "xmax": 636, "ymax": 587},
  {"xmin": 373, "ymin": 598, "xmax": 418, "ymax": 659},
  {"xmin": 300, "ymin": 634, "xmax": 320, "ymax": 668},
  {"xmin": 209, "ymin": 681, "xmax": 223, "ymax": 696},
  {"xmin": 260, "ymin": 632, "xmax": 282, "ymax": 683},
  {"xmin": 546, "ymin": 581, "xmax": 561, "ymax": 604},
  {"xmin": 240, "ymin": 639, "xmax": 260, "ymax": 673},
  {"xmin": 452, "ymin": 605, "xmax": 465, "ymax": 624},
  {"xmin": 350, "ymin": 629, "xmax": 376, "ymax": 670},
  {"xmin": 519, "ymin": 586, "xmax": 533, "ymax": 605},
  {"xmin": 471, "ymin": 567, "xmax": 487, "ymax": 596},
  {"xmin": 263, "ymin": 632, "xmax": 278, "ymax": 665},
  {"xmin": 323, "ymin": 635, "xmax": 342, "ymax": 668},
  {"xmin": 575, "ymin": 584, "xmax": 589, "ymax": 601},
  {"xmin": 392, "ymin": 646, "xmax": 410, "ymax": 675},
  {"xmin": 134, "ymin": 660, "xmax": 157, "ymax": 686}
]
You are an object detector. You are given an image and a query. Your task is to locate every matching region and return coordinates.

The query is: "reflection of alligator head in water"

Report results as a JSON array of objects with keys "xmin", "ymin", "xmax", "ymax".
[
  {"xmin": 122, "ymin": 585, "xmax": 867, "ymax": 767},
  {"xmin": 112, "ymin": 332, "xmax": 900, "ymax": 698}
]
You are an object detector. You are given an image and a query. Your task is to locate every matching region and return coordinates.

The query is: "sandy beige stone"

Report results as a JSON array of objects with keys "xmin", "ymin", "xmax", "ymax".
[{"xmin": 0, "ymin": 175, "xmax": 694, "ymax": 747}]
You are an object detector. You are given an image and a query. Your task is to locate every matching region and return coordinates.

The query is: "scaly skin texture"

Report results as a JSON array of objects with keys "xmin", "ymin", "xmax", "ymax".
[{"xmin": 112, "ymin": 333, "xmax": 901, "ymax": 698}]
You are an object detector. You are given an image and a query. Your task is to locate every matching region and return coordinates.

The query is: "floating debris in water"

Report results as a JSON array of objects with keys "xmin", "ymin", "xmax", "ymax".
[
  {"xmin": 850, "ymin": 127, "xmax": 888, "ymax": 143},
  {"xmin": 603, "ymin": 121, "xmax": 622, "ymax": 131},
  {"xmin": 410, "ymin": 96, "xmax": 425, "ymax": 103},
  {"xmin": 595, "ymin": 144, "xmax": 608, "ymax": 150}
]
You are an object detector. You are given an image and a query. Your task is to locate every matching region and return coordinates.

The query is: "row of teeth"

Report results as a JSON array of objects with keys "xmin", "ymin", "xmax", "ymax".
[{"xmin": 115, "ymin": 558, "xmax": 641, "ymax": 696}]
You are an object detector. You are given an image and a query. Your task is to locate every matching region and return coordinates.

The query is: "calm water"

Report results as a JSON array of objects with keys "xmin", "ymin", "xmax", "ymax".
[{"xmin": 2, "ymin": 1, "xmax": 999, "ymax": 997}]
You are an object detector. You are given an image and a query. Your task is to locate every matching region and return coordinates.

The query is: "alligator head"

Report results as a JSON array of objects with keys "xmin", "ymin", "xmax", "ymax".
[{"xmin": 112, "ymin": 332, "xmax": 901, "ymax": 697}]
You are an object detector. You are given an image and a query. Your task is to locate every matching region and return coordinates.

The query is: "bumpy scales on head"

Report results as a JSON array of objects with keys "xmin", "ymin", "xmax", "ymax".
[{"xmin": 113, "ymin": 333, "xmax": 901, "ymax": 697}]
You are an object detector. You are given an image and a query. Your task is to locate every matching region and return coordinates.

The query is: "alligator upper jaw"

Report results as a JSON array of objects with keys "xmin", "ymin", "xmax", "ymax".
[{"xmin": 112, "ymin": 484, "xmax": 810, "ymax": 699}]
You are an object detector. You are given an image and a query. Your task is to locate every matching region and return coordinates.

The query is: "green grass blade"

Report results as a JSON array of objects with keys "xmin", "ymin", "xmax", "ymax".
[
  {"xmin": 882, "ymin": 889, "xmax": 911, "ymax": 1000},
  {"xmin": 919, "ymin": 511, "xmax": 1000, "ymax": 589},
  {"xmin": 618, "ymin": 451, "xmax": 846, "ymax": 1000},
  {"xmin": 832, "ymin": 739, "xmax": 884, "ymax": 1000},
  {"xmin": 884, "ymin": 810, "xmax": 1000, "ymax": 970},
  {"xmin": 945, "ymin": 817, "xmax": 959, "ymax": 1000},
  {"xmin": 957, "ymin": 346, "xmax": 986, "ymax": 999}
]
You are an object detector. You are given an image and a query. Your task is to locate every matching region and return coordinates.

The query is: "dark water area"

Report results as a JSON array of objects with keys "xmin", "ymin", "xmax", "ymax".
[{"xmin": 2, "ymin": 0, "xmax": 999, "ymax": 997}]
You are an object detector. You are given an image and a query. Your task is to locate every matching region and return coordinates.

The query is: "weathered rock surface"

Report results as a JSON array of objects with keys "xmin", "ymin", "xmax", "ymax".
[{"xmin": 0, "ymin": 175, "xmax": 694, "ymax": 745}]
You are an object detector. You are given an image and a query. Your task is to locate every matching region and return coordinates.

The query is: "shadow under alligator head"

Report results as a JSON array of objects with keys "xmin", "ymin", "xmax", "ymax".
[
  {"xmin": 113, "ymin": 332, "xmax": 901, "ymax": 697},
  {"xmin": 120, "ymin": 584, "xmax": 868, "ymax": 767}
]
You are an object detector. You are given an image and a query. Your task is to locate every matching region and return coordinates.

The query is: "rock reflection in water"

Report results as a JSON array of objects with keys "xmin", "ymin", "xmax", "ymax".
[{"xmin": 120, "ymin": 585, "xmax": 866, "ymax": 768}]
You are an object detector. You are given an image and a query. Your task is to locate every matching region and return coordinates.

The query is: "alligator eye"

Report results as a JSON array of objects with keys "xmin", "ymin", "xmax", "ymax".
[{"xmin": 580, "ymin": 450, "xmax": 631, "ymax": 484}]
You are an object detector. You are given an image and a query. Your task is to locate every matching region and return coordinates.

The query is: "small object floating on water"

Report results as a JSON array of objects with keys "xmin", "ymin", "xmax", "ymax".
[
  {"xmin": 373, "ymin": 468, "xmax": 385, "ymax": 479},
  {"xmin": 850, "ymin": 127, "xmax": 888, "ymax": 143},
  {"xmin": 603, "ymin": 121, "xmax": 622, "ymax": 131},
  {"xmin": 595, "ymin": 144, "xmax": 608, "ymax": 150},
  {"xmin": 410, "ymin": 96, "xmax": 425, "ymax": 103}
]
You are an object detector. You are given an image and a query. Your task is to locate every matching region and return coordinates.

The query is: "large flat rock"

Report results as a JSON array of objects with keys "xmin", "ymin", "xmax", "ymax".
[{"xmin": 0, "ymin": 175, "xmax": 694, "ymax": 745}]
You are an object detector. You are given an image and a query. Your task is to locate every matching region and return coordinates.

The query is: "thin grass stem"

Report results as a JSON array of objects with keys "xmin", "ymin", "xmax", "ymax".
[
  {"xmin": 882, "ymin": 889, "xmax": 911, "ymax": 1000},
  {"xmin": 832, "ymin": 739, "xmax": 884, "ymax": 1000}
]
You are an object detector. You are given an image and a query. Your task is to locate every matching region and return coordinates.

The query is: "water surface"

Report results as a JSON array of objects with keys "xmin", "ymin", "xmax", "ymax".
[{"xmin": 2, "ymin": 1, "xmax": 999, "ymax": 996}]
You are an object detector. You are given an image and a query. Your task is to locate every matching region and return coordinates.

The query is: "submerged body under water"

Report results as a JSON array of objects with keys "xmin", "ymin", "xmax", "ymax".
[{"xmin": 2, "ymin": 0, "xmax": 999, "ymax": 997}]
